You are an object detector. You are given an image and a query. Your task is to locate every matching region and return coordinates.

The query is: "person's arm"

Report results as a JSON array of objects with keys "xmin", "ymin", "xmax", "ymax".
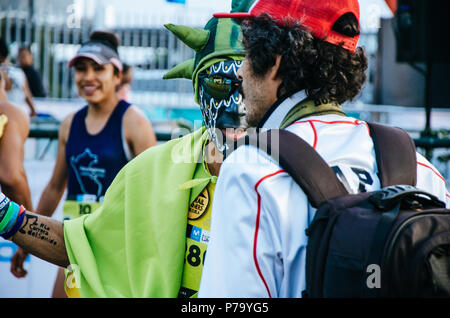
[
  {"xmin": 10, "ymin": 114, "xmax": 72, "ymax": 277},
  {"xmin": 27, "ymin": 67, "xmax": 47, "ymax": 98},
  {"xmin": 33, "ymin": 115, "xmax": 72, "ymax": 216},
  {"xmin": 11, "ymin": 210, "xmax": 69, "ymax": 267},
  {"xmin": 415, "ymin": 152, "xmax": 450, "ymax": 209},
  {"xmin": 0, "ymin": 103, "xmax": 33, "ymax": 210},
  {"xmin": 123, "ymin": 105, "xmax": 157, "ymax": 156},
  {"xmin": 0, "ymin": 70, "xmax": 8, "ymax": 101},
  {"xmin": 22, "ymin": 79, "xmax": 37, "ymax": 117},
  {"xmin": 0, "ymin": 102, "xmax": 34, "ymax": 278}
]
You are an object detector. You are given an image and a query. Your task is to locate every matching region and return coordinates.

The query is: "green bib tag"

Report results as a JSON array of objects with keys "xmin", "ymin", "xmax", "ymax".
[{"xmin": 63, "ymin": 200, "xmax": 102, "ymax": 221}]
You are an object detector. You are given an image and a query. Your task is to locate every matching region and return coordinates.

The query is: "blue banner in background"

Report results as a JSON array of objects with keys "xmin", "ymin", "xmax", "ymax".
[
  {"xmin": 0, "ymin": 241, "xmax": 30, "ymax": 262},
  {"xmin": 166, "ymin": 0, "xmax": 186, "ymax": 4}
]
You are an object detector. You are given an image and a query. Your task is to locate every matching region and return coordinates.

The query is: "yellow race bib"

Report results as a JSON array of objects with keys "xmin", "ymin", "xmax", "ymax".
[
  {"xmin": 62, "ymin": 196, "xmax": 102, "ymax": 221},
  {"xmin": 178, "ymin": 182, "xmax": 215, "ymax": 298}
]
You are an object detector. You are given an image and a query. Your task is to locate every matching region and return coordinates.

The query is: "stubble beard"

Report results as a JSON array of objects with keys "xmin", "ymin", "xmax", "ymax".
[
  {"xmin": 245, "ymin": 110, "xmax": 260, "ymax": 127},
  {"xmin": 244, "ymin": 96, "xmax": 272, "ymax": 127}
]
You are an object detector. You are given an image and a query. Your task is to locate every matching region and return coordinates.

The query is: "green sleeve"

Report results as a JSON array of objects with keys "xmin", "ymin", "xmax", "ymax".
[{"xmin": 64, "ymin": 128, "xmax": 208, "ymax": 297}]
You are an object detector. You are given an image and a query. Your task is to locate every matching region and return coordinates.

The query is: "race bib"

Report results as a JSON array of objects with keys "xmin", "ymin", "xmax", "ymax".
[
  {"xmin": 178, "ymin": 182, "xmax": 215, "ymax": 298},
  {"xmin": 62, "ymin": 195, "xmax": 102, "ymax": 221}
]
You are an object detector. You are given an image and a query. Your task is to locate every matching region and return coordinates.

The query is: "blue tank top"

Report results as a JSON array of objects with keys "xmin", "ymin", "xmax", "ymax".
[{"xmin": 65, "ymin": 100, "xmax": 131, "ymax": 201}]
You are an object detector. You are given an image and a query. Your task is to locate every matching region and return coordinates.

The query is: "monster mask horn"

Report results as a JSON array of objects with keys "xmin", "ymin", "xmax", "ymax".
[
  {"xmin": 163, "ymin": 17, "xmax": 245, "ymax": 104},
  {"xmin": 162, "ymin": 24, "xmax": 210, "ymax": 81},
  {"xmin": 164, "ymin": 24, "xmax": 210, "ymax": 52}
]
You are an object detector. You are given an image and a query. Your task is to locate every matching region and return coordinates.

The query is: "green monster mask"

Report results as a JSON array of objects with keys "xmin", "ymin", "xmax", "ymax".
[{"xmin": 163, "ymin": 15, "xmax": 247, "ymax": 152}]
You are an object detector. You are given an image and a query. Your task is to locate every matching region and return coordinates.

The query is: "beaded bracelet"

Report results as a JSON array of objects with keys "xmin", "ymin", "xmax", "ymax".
[{"xmin": 2, "ymin": 206, "xmax": 26, "ymax": 240}]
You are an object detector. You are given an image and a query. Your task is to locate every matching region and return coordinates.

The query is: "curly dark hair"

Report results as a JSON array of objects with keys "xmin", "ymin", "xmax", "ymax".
[{"xmin": 241, "ymin": 13, "xmax": 368, "ymax": 104}]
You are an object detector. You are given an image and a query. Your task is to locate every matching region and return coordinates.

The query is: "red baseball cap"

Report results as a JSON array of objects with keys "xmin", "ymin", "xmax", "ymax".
[{"xmin": 214, "ymin": 0, "xmax": 360, "ymax": 53}]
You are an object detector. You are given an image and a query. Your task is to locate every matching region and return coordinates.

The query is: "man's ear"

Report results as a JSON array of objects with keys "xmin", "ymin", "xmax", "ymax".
[{"xmin": 268, "ymin": 55, "xmax": 282, "ymax": 81}]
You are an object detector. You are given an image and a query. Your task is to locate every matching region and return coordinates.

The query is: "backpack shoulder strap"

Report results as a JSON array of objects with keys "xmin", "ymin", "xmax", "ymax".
[
  {"xmin": 367, "ymin": 123, "xmax": 417, "ymax": 187},
  {"xmin": 242, "ymin": 123, "xmax": 417, "ymax": 206},
  {"xmin": 244, "ymin": 129, "xmax": 348, "ymax": 208}
]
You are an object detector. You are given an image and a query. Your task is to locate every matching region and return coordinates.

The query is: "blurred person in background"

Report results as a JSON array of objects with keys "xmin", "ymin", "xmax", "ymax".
[
  {"xmin": 2, "ymin": 5, "xmax": 247, "ymax": 297},
  {"xmin": 117, "ymin": 63, "xmax": 132, "ymax": 102},
  {"xmin": 0, "ymin": 70, "xmax": 34, "ymax": 279},
  {"xmin": 17, "ymin": 46, "xmax": 47, "ymax": 98},
  {"xmin": 0, "ymin": 38, "xmax": 37, "ymax": 117},
  {"xmin": 0, "ymin": 70, "xmax": 33, "ymax": 213},
  {"xmin": 10, "ymin": 30, "xmax": 157, "ymax": 298}
]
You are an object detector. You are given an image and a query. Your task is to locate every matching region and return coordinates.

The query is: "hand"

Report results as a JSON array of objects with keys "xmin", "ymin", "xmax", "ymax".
[{"xmin": 10, "ymin": 247, "xmax": 29, "ymax": 278}]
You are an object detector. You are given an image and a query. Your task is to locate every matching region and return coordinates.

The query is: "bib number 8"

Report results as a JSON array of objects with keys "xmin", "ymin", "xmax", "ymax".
[{"xmin": 186, "ymin": 244, "xmax": 207, "ymax": 267}]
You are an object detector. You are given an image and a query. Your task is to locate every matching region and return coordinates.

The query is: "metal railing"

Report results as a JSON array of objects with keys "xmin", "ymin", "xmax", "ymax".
[
  {"xmin": 2, "ymin": 6, "xmax": 447, "ymax": 184},
  {"xmin": 27, "ymin": 114, "xmax": 449, "ymax": 186},
  {"xmin": 1, "ymin": 7, "xmax": 379, "ymax": 108},
  {"xmin": 0, "ymin": 8, "xmax": 196, "ymax": 104}
]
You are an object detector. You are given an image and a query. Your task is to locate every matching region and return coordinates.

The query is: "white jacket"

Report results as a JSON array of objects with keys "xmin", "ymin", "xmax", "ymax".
[{"xmin": 198, "ymin": 92, "xmax": 450, "ymax": 298}]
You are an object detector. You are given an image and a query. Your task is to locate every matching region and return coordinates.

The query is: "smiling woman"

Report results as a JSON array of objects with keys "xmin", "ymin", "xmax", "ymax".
[
  {"xmin": 73, "ymin": 59, "xmax": 119, "ymax": 105},
  {"xmin": 9, "ymin": 30, "xmax": 157, "ymax": 298}
]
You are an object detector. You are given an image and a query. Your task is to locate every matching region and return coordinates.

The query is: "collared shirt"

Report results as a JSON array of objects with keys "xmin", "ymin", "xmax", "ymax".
[
  {"xmin": 198, "ymin": 91, "xmax": 450, "ymax": 298},
  {"xmin": 257, "ymin": 90, "xmax": 307, "ymax": 129}
]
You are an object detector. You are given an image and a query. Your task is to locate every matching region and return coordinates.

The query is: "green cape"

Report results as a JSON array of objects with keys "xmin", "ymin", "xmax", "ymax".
[{"xmin": 63, "ymin": 127, "xmax": 213, "ymax": 297}]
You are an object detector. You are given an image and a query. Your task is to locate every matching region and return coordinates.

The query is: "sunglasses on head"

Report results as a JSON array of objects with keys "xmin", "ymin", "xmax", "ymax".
[{"xmin": 199, "ymin": 73, "xmax": 241, "ymax": 100}]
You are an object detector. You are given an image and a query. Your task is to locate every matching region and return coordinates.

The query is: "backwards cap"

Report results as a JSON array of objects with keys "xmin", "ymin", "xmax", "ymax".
[
  {"xmin": 162, "ymin": 16, "xmax": 245, "ymax": 104},
  {"xmin": 214, "ymin": 0, "xmax": 361, "ymax": 53}
]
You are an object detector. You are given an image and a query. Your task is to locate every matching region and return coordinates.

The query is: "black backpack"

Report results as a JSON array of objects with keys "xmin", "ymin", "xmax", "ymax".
[{"xmin": 244, "ymin": 122, "xmax": 450, "ymax": 298}]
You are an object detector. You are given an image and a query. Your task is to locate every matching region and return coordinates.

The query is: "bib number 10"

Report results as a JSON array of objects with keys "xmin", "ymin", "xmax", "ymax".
[{"xmin": 78, "ymin": 204, "xmax": 92, "ymax": 215}]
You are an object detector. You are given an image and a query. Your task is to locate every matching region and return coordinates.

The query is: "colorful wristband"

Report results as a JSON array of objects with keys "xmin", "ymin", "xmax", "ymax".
[
  {"xmin": 18, "ymin": 205, "xmax": 26, "ymax": 214},
  {"xmin": 2, "ymin": 207, "xmax": 26, "ymax": 240},
  {"xmin": 0, "ymin": 194, "xmax": 10, "ymax": 217},
  {"xmin": 0, "ymin": 193, "xmax": 10, "ymax": 209},
  {"xmin": 2, "ymin": 202, "xmax": 19, "ymax": 234},
  {"xmin": 0, "ymin": 202, "xmax": 14, "ymax": 233}
]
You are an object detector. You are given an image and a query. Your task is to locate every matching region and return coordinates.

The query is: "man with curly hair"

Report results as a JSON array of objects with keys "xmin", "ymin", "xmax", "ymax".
[{"xmin": 198, "ymin": 0, "xmax": 450, "ymax": 298}]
